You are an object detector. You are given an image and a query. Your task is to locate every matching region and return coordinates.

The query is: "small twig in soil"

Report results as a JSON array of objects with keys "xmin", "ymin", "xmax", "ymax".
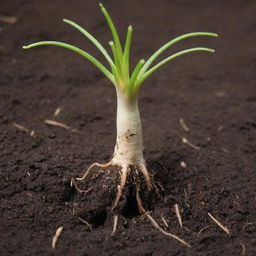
[
  {"xmin": 13, "ymin": 123, "xmax": 29, "ymax": 133},
  {"xmin": 179, "ymin": 118, "xmax": 190, "ymax": 132},
  {"xmin": 78, "ymin": 217, "xmax": 92, "ymax": 231},
  {"xmin": 145, "ymin": 212, "xmax": 191, "ymax": 247},
  {"xmin": 239, "ymin": 242, "xmax": 246, "ymax": 255},
  {"xmin": 197, "ymin": 225, "xmax": 212, "ymax": 236},
  {"xmin": 182, "ymin": 137, "xmax": 200, "ymax": 150},
  {"xmin": 184, "ymin": 189, "xmax": 190, "ymax": 207},
  {"xmin": 161, "ymin": 216, "xmax": 169, "ymax": 227},
  {"xmin": 44, "ymin": 119, "xmax": 79, "ymax": 132},
  {"xmin": 111, "ymin": 215, "xmax": 118, "ymax": 235},
  {"xmin": 222, "ymin": 148, "xmax": 230, "ymax": 153},
  {"xmin": 44, "ymin": 119, "xmax": 71, "ymax": 130},
  {"xmin": 13, "ymin": 123, "xmax": 36, "ymax": 137},
  {"xmin": 208, "ymin": 212, "xmax": 230, "ymax": 236},
  {"xmin": 53, "ymin": 107, "xmax": 63, "ymax": 117},
  {"xmin": 174, "ymin": 203, "xmax": 183, "ymax": 228},
  {"xmin": 52, "ymin": 226, "xmax": 63, "ymax": 250},
  {"xmin": 0, "ymin": 15, "xmax": 17, "ymax": 24}
]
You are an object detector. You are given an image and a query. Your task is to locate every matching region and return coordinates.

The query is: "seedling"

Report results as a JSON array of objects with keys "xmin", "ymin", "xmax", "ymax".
[{"xmin": 23, "ymin": 3, "xmax": 217, "ymax": 225}]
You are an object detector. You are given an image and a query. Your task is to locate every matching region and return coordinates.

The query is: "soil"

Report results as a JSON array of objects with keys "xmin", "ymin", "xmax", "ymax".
[{"xmin": 1, "ymin": 0, "xmax": 256, "ymax": 255}]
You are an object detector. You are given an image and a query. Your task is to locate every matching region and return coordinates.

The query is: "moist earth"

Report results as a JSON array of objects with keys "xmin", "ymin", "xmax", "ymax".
[{"xmin": 0, "ymin": 0, "xmax": 256, "ymax": 255}]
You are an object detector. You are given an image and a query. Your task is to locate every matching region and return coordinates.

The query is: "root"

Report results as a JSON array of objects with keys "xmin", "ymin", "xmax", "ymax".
[
  {"xmin": 145, "ymin": 212, "xmax": 191, "ymax": 248},
  {"xmin": 138, "ymin": 165, "xmax": 152, "ymax": 190},
  {"xmin": 111, "ymin": 215, "xmax": 119, "ymax": 235},
  {"xmin": 52, "ymin": 226, "xmax": 63, "ymax": 250},
  {"xmin": 71, "ymin": 178, "xmax": 94, "ymax": 194},
  {"xmin": 136, "ymin": 185, "xmax": 191, "ymax": 248},
  {"xmin": 112, "ymin": 165, "xmax": 128, "ymax": 211},
  {"xmin": 77, "ymin": 217, "xmax": 93, "ymax": 231},
  {"xmin": 74, "ymin": 161, "xmax": 153, "ymax": 212},
  {"xmin": 72, "ymin": 160, "xmax": 191, "ymax": 248},
  {"xmin": 76, "ymin": 161, "xmax": 112, "ymax": 181}
]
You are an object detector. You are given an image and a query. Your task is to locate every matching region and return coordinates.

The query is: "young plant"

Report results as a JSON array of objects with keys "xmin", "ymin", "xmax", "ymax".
[{"xmin": 23, "ymin": 4, "xmax": 217, "ymax": 215}]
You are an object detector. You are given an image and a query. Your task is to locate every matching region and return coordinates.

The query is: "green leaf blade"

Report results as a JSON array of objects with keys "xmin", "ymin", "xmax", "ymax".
[
  {"xmin": 138, "ymin": 32, "xmax": 218, "ymax": 80},
  {"xmin": 63, "ymin": 18, "xmax": 114, "ymax": 68},
  {"xmin": 23, "ymin": 41, "xmax": 114, "ymax": 84},
  {"xmin": 128, "ymin": 59, "xmax": 145, "ymax": 97},
  {"xmin": 99, "ymin": 3, "xmax": 123, "ymax": 58},
  {"xmin": 122, "ymin": 25, "xmax": 133, "ymax": 81},
  {"xmin": 136, "ymin": 47, "xmax": 215, "ymax": 90}
]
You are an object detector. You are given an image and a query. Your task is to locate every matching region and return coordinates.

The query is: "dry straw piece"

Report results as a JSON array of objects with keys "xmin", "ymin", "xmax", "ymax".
[{"xmin": 208, "ymin": 212, "xmax": 230, "ymax": 236}]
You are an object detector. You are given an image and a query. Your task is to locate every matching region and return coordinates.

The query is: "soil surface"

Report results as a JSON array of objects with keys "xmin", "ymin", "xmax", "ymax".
[{"xmin": 1, "ymin": 0, "xmax": 256, "ymax": 255}]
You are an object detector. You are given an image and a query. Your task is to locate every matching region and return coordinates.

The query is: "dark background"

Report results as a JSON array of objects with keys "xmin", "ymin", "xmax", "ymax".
[{"xmin": 0, "ymin": 0, "xmax": 256, "ymax": 255}]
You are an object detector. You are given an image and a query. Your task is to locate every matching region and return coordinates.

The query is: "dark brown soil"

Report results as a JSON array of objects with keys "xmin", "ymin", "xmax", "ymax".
[{"xmin": 1, "ymin": 0, "xmax": 256, "ymax": 255}]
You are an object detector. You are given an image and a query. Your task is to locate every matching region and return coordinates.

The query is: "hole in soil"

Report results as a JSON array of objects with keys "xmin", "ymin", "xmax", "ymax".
[
  {"xmin": 61, "ymin": 183, "xmax": 76, "ymax": 202},
  {"xmin": 121, "ymin": 186, "xmax": 140, "ymax": 218},
  {"xmin": 88, "ymin": 210, "xmax": 107, "ymax": 227}
]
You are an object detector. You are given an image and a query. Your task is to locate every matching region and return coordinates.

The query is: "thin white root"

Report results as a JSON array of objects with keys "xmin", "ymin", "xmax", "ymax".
[
  {"xmin": 197, "ymin": 225, "xmax": 212, "ymax": 236},
  {"xmin": 174, "ymin": 204, "xmax": 183, "ymax": 228},
  {"xmin": 44, "ymin": 119, "xmax": 71, "ymax": 130},
  {"xmin": 71, "ymin": 178, "xmax": 94, "ymax": 194},
  {"xmin": 161, "ymin": 217, "xmax": 169, "ymax": 227},
  {"xmin": 112, "ymin": 166, "xmax": 128, "ymax": 210},
  {"xmin": 52, "ymin": 226, "xmax": 63, "ymax": 250},
  {"xmin": 179, "ymin": 118, "xmax": 190, "ymax": 132},
  {"xmin": 182, "ymin": 137, "xmax": 200, "ymax": 150},
  {"xmin": 0, "ymin": 15, "xmax": 17, "ymax": 24},
  {"xmin": 135, "ymin": 186, "xmax": 190, "ymax": 247},
  {"xmin": 78, "ymin": 217, "xmax": 92, "ymax": 231},
  {"xmin": 13, "ymin": 123, "xmax": 36, "ymax": 137},
  {"xmin": 54, "ymin": 107, "xmax": 63, "ymax": 117},
  {"xmin": 145, "ymin": 213, "xmax": 191, "ymax": 248},
  {"xmin": 76, "ymin": 162, "xmax": 112, "ymax": 181},
  {"xmin": 136, "ymin": 185, "xmax": 146, "ymax": 214},
  {"xmin": 111, "ymin": 215, "xmax": 119, "ymax": 235},
  {"xmin": 184, "ymin": 189, "xmax": 190, "ymax": 207},
  {"xmin": 240, "ymin": 242, "xmax": 246, "ymax": 255},
  {"xmin": 139, "ymin": 165, "xmax": 152, "ymax": 189},
  {"xmin": 13, "ymin": 123, "xmax": 30, "ymax": 133},
  {"xmin": 208, "ymin": 212, "xmax": 230, "ymax": 236}
]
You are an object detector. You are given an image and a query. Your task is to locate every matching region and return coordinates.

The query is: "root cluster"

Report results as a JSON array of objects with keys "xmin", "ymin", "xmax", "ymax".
[
  {"xmin": 72, "ymin": 160, "xmax": 152, "ymax": 212},
  {"xmin": 71, "ymin": 160, "xmax": 191, "ymax": 247}
]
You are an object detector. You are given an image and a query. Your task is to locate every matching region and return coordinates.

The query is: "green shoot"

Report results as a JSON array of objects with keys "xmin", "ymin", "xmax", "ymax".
[
  {"xmin": 22, "ymin": 41, "xmax": 114, "ymax": 83},
  {"xmin": 135, "ymin": 47, "xmax": 215, "ymax": 90},
  {"xmin": 22, "ymin": 3, "xmax": 218, "ymax": 99}
]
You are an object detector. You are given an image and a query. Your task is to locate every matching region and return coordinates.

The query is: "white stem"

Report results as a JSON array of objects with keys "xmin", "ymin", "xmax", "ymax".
[{"xmin": 112, "ymin": 90, "xmax": 145, "ymax": 166}]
